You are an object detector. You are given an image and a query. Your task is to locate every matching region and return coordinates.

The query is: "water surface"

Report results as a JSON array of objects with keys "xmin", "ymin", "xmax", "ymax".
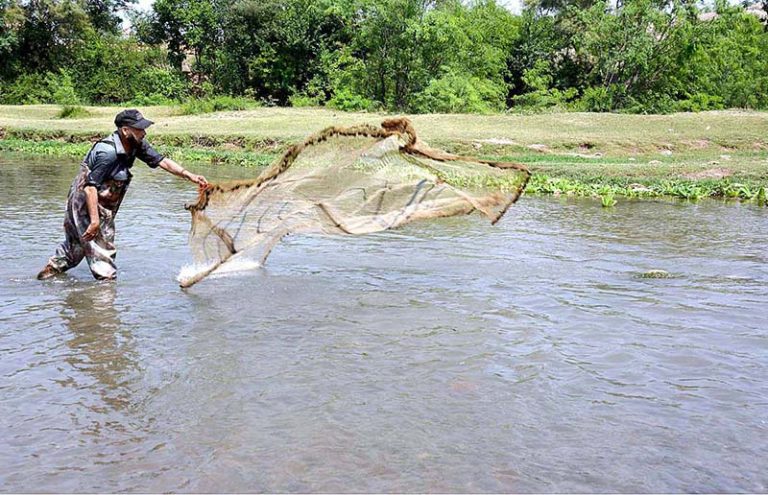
[{"xmin": 1, "ymin": 155, "xmax": 767, "ymax": 492}]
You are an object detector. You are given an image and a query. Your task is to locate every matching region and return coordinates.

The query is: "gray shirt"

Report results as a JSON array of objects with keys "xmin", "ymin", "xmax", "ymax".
[{"xmin": 84, "ymin": 131, "xmax": 165, "ymax": 188}]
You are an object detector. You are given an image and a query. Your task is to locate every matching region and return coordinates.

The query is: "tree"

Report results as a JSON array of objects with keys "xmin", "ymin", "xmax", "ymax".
[
  {"xmin": 0, "ymin": 0, "xmax": 24, "ymax": 77},
  {"xmin": 15, "ymin": 0, "xmax": 92, "ymax": 73},
  {"xmin": 152, "ymin": 0, "xmax": 222, "ymax": 70},
  {"xmin": 218, "ymin": 0, "xmax": 352, "ymax": 102}
]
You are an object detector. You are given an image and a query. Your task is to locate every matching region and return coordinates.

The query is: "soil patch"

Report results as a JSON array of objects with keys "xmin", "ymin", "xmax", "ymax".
[{"xmin": 682, "ymin": 167, "xmax": 733, "ymax": 180}]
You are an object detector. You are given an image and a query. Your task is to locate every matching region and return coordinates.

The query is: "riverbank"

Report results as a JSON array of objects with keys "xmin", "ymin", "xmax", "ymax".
[{"xmin": 2, "ymin": 105, "xmax": 767, "ymax": 203}]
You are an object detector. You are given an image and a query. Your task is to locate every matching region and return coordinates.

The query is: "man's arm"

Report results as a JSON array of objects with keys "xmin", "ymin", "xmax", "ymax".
[
  {"xmin": 82, "ymin": 186, "xmax": 100, "ymax": 242},
  {"xmin": 158, "ymin": 157, "xmax": 208, "ymax": 188}
]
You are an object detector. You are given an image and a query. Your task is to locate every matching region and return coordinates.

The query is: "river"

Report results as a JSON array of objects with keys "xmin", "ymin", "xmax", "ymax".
[{"xmin": 1, "ymin": 155, "xmax": 766, "ymax": 492}]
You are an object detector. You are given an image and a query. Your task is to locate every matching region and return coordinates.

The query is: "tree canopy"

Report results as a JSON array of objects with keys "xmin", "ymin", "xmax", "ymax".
[{"xmin": 1, "ymin": 0, "xmax": 767, "ymax": 113}]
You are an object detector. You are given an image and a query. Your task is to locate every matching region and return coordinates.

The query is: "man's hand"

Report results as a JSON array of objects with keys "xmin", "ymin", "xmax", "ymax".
[
  {"xmin": 159, "ymin": 158, "xmax": 209, "ymax": 189},
  {"xmin": 187, "ymin": 173, "xmax": 209, "ymax": 189},
  {"xmin": 82, "ymin": 221, "xmax": 100, "ymax": 242}
]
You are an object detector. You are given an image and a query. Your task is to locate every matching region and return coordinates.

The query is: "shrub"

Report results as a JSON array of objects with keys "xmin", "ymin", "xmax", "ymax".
[
  {"xmin": 674, "ymin": 93, "xmax": 725, "ymax": 112},
  {"xmin": 512, "ymin": 87, "xmax": 577, "ymax": 112},
  {"xmin": 575, "ymin": 86, "xmax": 614, "ymax": 112},
  {"xmin": 48, "ymin": 70, "xmax": 81, "ymax": 105},
  {"xmin": 127, "ymin": 93, "xmax": 179, "ymax": 106},
  {"xmin": 0, "ymin": 73, "xmax": 51, "ymax": 104},
  {"xmin": 177, "ymin": 95, "xmax": 259, "ymax": 115},
  {"xmin": 57, "ymin": 105, "xmax": 91, "ymax": 119},
  {"xmin": 133, "ymin": 66, "xmax": 188, "ymax": 102},
  {"xmin": 511, "ymin": 61, "xmax": 576, "ymax": 112},
  {"xmin": 411, "ymin": 72, "xmax": 506, "ymax": 114},
  {"xmin": 0, "ymin": 70, "xmax": 81, "ymax": 104},
  {"xmin": 327, "ymin": 88, "xmax": 379, "ymax": 112},
  {"xmin": 288, "ymin": 92, "xmax": 323, "ymax": 108}
]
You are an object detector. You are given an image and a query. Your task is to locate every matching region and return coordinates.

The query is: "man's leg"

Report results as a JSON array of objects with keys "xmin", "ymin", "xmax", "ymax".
[
  {"xmin": 37, "ymin": 216, "xmax": 85, "ymax": 279},
  {"xmin": 83, "ymin": 207, "xmax": 118, "ymax": 280}
]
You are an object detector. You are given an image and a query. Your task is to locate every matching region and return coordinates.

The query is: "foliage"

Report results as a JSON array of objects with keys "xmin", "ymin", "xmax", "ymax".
[
  {"xmin": 411, "ymin": 71, "xmax": 506, "ymax": 114},
  {"xmin": 327, "ymin": 88, "xmax": 380, "ymax": 112},
  {"xmin": 0, "ymin": 69, "xmax": 80, "ymax": 104},
  {"xmin": 1, "ymin": 0, "xmax": 768, "ymax": 113},
  {"xmin": 57, "ymin": 105, "xmax": 91, "ymax": 118},
  {"xmin": 600, "ymin": 193, "xmax": 617, "ymax": 207},
  {"xmin": 575, "ymin": 86, "xmax": 614, "ymax": 112},
  {"xmin": 511, "ymin": 60, "xmax": 577, "ymax": 111},
  {"xmin": 288, "ymin": 92, "xmax": 323, "ymax": 108},
  {"xmin": 177, "ymin": 95, "xmax": 259, "ymax": 115},
  {"xmin": 677, "ymin": 7, "xmax": 768, "ymax": 110}
]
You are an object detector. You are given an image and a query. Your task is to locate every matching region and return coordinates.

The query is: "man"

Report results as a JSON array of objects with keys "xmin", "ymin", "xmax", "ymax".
[{"xmin": 37, "ymin": 109, "xmax": 208, "ymax": 281}]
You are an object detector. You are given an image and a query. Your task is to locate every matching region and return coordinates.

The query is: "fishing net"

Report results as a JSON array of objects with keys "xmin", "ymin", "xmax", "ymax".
[{"xmin": 179, "ymin": 118, "xmax": 530, "ymax": 287}]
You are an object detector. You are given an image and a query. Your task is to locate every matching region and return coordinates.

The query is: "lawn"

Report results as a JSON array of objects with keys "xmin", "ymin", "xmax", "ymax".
[{"xmin": 2, "ymin": 105, "xmax": 767, "ymax": 201}]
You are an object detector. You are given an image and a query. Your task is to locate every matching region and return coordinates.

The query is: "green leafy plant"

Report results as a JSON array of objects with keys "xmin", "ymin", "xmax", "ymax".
[
  {"xmin": 57, "ymin": 105, "xmax": 91, "ymax": 119},
  {"xmin": 178, "ymin": 96, "xmax": 259, "ymax": 115},
  {"xmin": 600, "ymin": 193, "xmax": 618, "ymax": 208}
]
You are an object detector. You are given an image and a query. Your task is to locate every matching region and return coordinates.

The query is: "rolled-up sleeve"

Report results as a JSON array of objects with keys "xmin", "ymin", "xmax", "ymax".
[
  {"xmin": 137, "ymin": 140, "xmax": 164, "ymax": 168},
  {"xmin": 86, "ymin": 147, "xmax": 116, "ymax": 188}
]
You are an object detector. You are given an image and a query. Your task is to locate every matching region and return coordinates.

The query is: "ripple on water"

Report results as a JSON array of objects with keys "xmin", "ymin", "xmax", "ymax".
[{"xmin": 1, "ymin": 159, "xmax": 767, "ymax": 492}]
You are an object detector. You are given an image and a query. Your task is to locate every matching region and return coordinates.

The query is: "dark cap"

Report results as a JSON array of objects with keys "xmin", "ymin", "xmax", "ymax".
[{"xmin": 114, "ymin": 109, "xmax": 154, "ymax": 130}]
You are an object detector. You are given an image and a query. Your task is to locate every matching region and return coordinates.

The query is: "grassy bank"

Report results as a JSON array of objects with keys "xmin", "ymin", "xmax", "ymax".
[{"xmin": 2, "ymin": 105, "xmax": 767, "ymax": 203}]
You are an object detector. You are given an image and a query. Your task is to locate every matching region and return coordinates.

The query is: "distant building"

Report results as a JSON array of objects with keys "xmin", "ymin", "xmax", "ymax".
[{"xmin": 697, "ymin": 4, "xmax": 767, "ymax": 22}]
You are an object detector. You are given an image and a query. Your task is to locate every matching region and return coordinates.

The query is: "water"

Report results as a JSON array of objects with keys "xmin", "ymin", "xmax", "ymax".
[{"xmin": 1, "ymin": 155, "xmax": 767, "ymax": 492}]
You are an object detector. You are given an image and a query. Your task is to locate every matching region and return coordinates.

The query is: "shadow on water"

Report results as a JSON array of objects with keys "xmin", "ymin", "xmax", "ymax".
[{"xmin": 61, "ymin": 283, "xmax": 137, "ymax": 413}]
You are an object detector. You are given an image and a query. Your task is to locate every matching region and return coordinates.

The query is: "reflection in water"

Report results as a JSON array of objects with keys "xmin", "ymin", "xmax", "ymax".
[{"xmin": 61, "ymin": 284, "xmax": 137, "ymax": 412}]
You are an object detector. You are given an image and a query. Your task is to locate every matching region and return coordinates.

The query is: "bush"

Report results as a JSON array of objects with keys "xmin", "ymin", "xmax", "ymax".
[
  {"xmin": 0, "ymin": 73, "xmax": 50, "ymax": 104},
  {"xmin": 0, "ymin": 70, "xmax": 81, "ymax": 104},
  {"xmin": 133, "ymin": 66, "xmax": 188, "ymax": 102},
  {"xmin": 327, "ymin": 87, "xmax": 379, "ymax": 112},
  {"xmin": 511, "ymin": 60, "xmax": 576, "ymax": 112},
  {"xmin": 674, "ymin": 93, "xmax": 725, "ymax": 112},
  {"xmin": 288, "ymin": 92, "xmax": 323, "ymax": 108},
  {"xmin": 575, "ymin": 86, "xmax": 614, "ymax": 112},
  {"xmin": 71, "ymin": 33, "xmax": 188, "ymax": 103},
  {"xmin": 177, "ymin": 95, "xmax": 260, "ymax": 115},
  {"xmin": 411, "ymin": 72, "xmax": 506, "ymax": 114},
  {"xmin": 49, "ymin": 70, "xmax": 81, "ymax": 105},
  {"xmin": 57, "ymin": 105, "xmax": 91, "ymax": 119},
  {"xmin": 621, "ymin": 92, "xmax": 677, "ymax": 115},
  {"xmin": 127, "ymin": 93, "xmax": 179, "ymax": 106},
  {"xmin": 512, "ymin": 87, "xmax": 577, "ymax": 112}
]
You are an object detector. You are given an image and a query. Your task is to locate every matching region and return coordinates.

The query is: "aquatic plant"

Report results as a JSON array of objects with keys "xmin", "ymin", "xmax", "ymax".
[
  {"xmin": 756, "ymin": 186, "xmax": 766, "ymax": 206},
  {"xmin": 600, "ymin": 193, "xmax": 617, "ymax": 208}
]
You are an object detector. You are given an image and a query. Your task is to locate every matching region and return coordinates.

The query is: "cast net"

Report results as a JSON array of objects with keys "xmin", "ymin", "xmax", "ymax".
[{"xmin": 179, "ymin": 118, "xmax": 529, "ymax": 288}]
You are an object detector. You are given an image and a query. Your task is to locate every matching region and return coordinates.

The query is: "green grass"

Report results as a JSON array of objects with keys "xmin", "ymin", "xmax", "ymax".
[
  {"xmin": 2, "ymin": 105, "xmax": 767, "ymax": 203},
  {"xmin": 0, "ymin": 137, "xmax": 274, "ymax": 168},
  {"xmin": 176, "ymin": 96, "xmax": 260, "ymax": 116},
  {"xmin": 57, "ymin": 105, "xmax": 91, "ymax": 119},
  {"xmin": 3, "ymin": 105, "xmax": 768, "ymax": 148}
]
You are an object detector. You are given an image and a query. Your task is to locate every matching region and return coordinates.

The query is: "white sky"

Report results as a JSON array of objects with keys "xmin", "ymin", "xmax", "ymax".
[{"xmin": 135, "ymin": 0, "xmax": 154, "ymax": 10}]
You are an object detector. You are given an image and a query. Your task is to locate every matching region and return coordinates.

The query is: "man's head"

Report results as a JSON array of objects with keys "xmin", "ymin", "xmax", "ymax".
[{"xmin": 114, "ymin": 109, "xmax": 153, "ymax": 146}]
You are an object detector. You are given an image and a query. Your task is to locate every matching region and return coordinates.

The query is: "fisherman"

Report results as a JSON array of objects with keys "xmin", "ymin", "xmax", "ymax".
[{"xmin": 37, "ymin": 109, "xmax": 208, "ymax": 280}]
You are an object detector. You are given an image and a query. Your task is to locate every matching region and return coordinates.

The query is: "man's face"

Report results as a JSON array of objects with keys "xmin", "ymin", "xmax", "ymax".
[{"xmin": 121, "ymin": 126, "xmax": 146, "ymax": 145}]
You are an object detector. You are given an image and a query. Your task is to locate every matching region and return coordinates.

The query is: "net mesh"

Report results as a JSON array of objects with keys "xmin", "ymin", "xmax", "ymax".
[{"xmin": 179, "ymin": 118, "xmax": 530, "ymax": 287}]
